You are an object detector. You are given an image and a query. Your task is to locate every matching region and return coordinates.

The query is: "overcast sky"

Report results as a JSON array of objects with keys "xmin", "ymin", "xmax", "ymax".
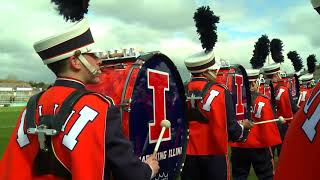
[{"xmin": 0, "ymin": 0, "xmax": 319, "ymax": 83}]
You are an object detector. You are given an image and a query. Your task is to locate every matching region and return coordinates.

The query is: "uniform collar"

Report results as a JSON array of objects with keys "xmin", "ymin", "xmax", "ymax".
[{"xmin": 53, "ymin": 77, "xmax": 86, "ymax": 90}]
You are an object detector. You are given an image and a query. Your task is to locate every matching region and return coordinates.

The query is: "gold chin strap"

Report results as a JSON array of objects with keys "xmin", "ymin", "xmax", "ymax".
[
  {"xmin": 203, "ymin": 70, "xmax": 217, "ymax": 82},
  {"xmin": 276, "ymin": 72, "xmax": 282, "ymax": 80},
  {"xmin": 207, "ymin": 71, "xmax": 216, "ymax": 78},
  {"xmin": 77, "ymin": 54, "xmax": 101, "ymax": 76}
]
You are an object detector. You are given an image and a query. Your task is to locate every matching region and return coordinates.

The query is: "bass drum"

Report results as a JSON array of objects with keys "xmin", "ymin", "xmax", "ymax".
[
  {"xmin": 217, "ymin": 65, "xmax": 255, "ymax": 148},
  {"xmin": 216, "ymin": 65, "xmax": 251, "ymax": 121},
  {"xmin": 87, "ymin": 52, "xmax": 187, "ymax": 180}
]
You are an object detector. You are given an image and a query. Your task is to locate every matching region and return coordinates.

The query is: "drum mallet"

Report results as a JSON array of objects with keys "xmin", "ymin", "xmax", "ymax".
[
  {"xmin": 254, "ymin": 116, "xmax": 292, "ymax": 125},
  {"xmin": 153, "ymin": 119, "xmax": 171, "ymax": 156}
]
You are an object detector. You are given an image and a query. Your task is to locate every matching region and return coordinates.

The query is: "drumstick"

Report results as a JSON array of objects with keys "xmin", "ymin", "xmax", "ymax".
[
  {"xmin": 153, "ymin": 119, "xmax": 171, "ymax": 156},
  {"xmin": 254, "ymin": 116, "xmax": 292, "ymax": 125},
  {"xmin": 297, "ymin": 93, "xmax": 302, "ymax": 108}
]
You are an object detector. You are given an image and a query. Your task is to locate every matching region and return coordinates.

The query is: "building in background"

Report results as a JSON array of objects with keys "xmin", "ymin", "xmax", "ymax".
[{"xmin": 0, "ymin": 82, "xmax": 41, "ymax": 107}]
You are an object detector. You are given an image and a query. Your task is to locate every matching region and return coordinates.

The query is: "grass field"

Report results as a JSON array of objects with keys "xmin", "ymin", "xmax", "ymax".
[
  {"xmin": 0, "ymin": 106, "xmax": 23, "ymax": 158},
  {"xmin": 0, "ymin": 106, "xmax": 276, "ymax": 179}
]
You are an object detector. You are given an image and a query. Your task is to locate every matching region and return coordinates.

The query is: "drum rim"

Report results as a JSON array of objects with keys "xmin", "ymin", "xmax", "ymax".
[{"xmin": 217, "ymin": 64, "xmax": 251, "ymax": 119}]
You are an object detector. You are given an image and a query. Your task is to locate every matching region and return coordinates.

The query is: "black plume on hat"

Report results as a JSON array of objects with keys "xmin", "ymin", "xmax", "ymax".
[
  {"xmin": 193, "ymin": 6, "xmax": 220, "ymax": 53},
  {"xmin": 51, "ymin": 0, "xmax": 90, "ymax": 22},
  {"xmin": 307, "ymin": 54, "xmax": 317, "ymax": 73},
  {"xmin": 311, "ymin": 0, "xmax": 320, "ymax": 14},
  {"xmin": 287, "ymin": 51, "xmax": 303, "ymax": 72},
  {"xmin": 249, "ymin": 56, "xmax": 259, "ymax": 69},
  {"xmin": 270, "ymin": 39, "xmax": 284, "ymax": 64},
  {"xmin": 250, "ymin": 35, "xmax": 270, "ymax": 69}
]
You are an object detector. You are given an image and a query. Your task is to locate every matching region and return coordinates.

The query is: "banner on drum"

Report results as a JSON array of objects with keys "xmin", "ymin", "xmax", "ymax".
[{"xmin": 139, "ymin": 147, "xmax": 183, "ymax": 162}]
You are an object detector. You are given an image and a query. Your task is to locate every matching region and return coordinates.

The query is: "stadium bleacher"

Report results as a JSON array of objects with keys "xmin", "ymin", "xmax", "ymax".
[{"xmin": 0, "ymin": 83, "xmax": 40, "ymax": 107}]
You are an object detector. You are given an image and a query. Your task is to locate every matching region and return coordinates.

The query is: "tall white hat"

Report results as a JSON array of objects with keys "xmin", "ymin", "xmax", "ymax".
[{"xmin": 33, "ymin": 18, "xmax": 96, "ymax": 64}]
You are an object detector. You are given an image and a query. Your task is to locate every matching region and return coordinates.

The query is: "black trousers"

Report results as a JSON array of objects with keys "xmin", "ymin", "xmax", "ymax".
[
  {"xmin": 231, "ymin": 147, "xmax": 274, "ymax": 180},
  {"xmin": 181, "ymin": 155, "xmax": 228, "ymax": 180}
]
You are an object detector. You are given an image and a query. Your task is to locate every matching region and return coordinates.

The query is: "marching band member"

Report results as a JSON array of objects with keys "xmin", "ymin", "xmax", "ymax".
[
  {"xmin": 297, "ymin": 55, "xmax": 317, "ymax": 108},
  {"xmin": 0, "ymin": 18, "xmax": 159, "ymax": 180},
  {"xmin": 298, "ymin": 73, "xmax": 315, "ymax": 108},
  {"xmin": 262, "ymin": 63, "xmax": 298, "ymax": 157},
  {"xmin": 275, "ymin": 2, "xmax": 320, "ymax": 178},
  {"xmin": 275, "ymin": 82, "xmax": 320, "ymax": 179},
  {"xmin": 181, "ymin": 46, "xmax": 253, "ymax": 180},
  {"xmin": 181, "ymin": 6, "xmax": 253, "ymax": 180},
  {"xmin": 231, "ymin": 69, "xmax": 281, "ymax": 180}
]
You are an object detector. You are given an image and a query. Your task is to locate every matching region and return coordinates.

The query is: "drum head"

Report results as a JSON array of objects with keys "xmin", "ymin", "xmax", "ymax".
[
  {"xmin": 230, "ymin": 65, "xmax": 251, "ymax": 120},
  {"xmin": 129, "ymin": 53, "xmax": 187, "ymax": 179},
  {"xmin": 217, "ymin": 65, "xmax": 251, "ymax": 120}
]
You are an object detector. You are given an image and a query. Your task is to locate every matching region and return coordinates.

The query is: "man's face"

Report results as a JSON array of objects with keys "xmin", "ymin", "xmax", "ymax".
[{"xmin": 82, "ymin": 53, "xmax": 102, "ymax": 84}]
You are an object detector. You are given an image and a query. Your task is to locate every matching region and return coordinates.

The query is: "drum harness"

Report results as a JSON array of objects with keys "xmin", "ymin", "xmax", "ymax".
[
  {"xmin": 24, "ymin": 89, "xmax": 112, "ymax": 177},
  {"xmin": 186, "ymin": 81, "xmax": 216, "ymax": 123}
]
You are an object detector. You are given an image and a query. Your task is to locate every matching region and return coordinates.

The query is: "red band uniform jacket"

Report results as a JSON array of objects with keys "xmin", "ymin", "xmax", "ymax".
[
  {"xmin": 0, "ymin": 78, "xmax": 151, "ymax": 180},
  {"xmin": 274, "ymin": 82, "xmax": 298, "ymax": 122},
  {"xmin": 186, "ymin": 78, "xmax": 246, "ymax": 156},
  {"xmin": 275, "ymin": 83, "xmax": 320, "ymax": 180},
  {"xmin": 232, "ymin": 93, "xmax": 282, "ymax": 148}
]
